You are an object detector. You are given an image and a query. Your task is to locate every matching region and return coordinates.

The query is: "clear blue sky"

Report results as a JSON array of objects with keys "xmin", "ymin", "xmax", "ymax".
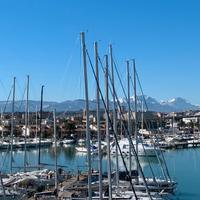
[{"xmin": 0, "ymin": 0, "xmax": 200, "ymax": 104}]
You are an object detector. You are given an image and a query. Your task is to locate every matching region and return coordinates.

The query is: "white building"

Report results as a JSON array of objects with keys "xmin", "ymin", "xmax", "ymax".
[{"xmin": 182, "ymin": 117, "xmax": 198, "ymax": 124}]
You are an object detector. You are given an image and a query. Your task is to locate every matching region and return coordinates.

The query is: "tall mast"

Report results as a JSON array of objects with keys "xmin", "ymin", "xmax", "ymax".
[
  {"xmin": 24, "ymin": 75, "xmax": 29, "ymax": 172},
  {"xmin": 10, "ymin": 77, "xmax": 15, "ymax": 174},
  {"xmin": 38, "ymin": 85, "xmax": 44, "ymax": 168},
  {"xmin": 127, "ymin": 60, "xmax": 132, "ymax": 177},
  {"xmin": 94, "ymin": 41, "xmax": 103, "ymax": 200},
  {"xmin": 141, "ymin": 100, "xmax": 144, "ymax": 136},
  {"xmin": 133, "ymin": 59, "xmax": 138, "ymax": 176},
  {"xmin": 35, "ymin": 105, "xmax": 38, "ymax": 140},
  {"xmin": 53, "ymin": 109, "xmax": 58, "ymax": 190},
  {"xmin": 80, "ymin": 32, "xmax": 92, "ymax": 200},
  {"xmin": 105, "ymin": 55, "xmax": 112, "ymax": 200},
  {"xmin": 110, "ymin": 44, "xmax": 119, "ymax": 188}
]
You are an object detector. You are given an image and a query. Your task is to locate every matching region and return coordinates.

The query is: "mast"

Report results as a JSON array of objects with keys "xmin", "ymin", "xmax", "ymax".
[
  {"xmin": 136, "ymin": 67, "xmax": 171, "ymax": 182},
  {"xmin": 172, "ymin": 112, "xmax": 175, "ymax": 135},
  {"xmin": 141, "ymin": 100, "xmax": 144, "ymax": 136},
  {"xmin": 80, "ymin": 32, "xmax": 92, "ymax": 200},
  {"xmin": 94, "ymin": 41, "xmax": 103, "ymax": 200},
  {"xmin": 53, "ymin": 109, "xmax": 58, "ymax": 190},
  {"xmin": 24, "ymin": 75, "xmax": 29, "ymax": 172},
  {"xmin": 110, "ymin": 44, "xmax": 119, "ymax": 188},
  {"xmin": 1, "ymin": 108, "xmax": 4, "ymax": 139},
  {"xmin": 127, "ymin": 60, "xmax": 132, "ymax": 177},
  {"xmin": 105, "ymin": 55, "xmax": 112, "ymax": 200},
  {"xmin": 10, "ymin": 77, "xmax": 15, "ymax": 174},
  {"xmin": 133, "ymin": 59, "xmax": 139, "ymax": 178},
  {"xmin": 35, "ymin": 105, "xmax": 38, "ymax": 140},
  {"xmin": 38, "ymin": 85, "xmax": 44, "ymax": 168}
]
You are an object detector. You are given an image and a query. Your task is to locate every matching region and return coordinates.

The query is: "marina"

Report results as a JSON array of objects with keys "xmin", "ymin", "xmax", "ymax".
[
  {"xmin": 0, "ymin": 32, "xmax": 197, "ymax": 199},
  {"xmin": 1, "ymin": 1, "xmax": 200, "ymax": 199},
  {"xmin": 0, "ymin": 145, "xmax": 200, "ymax": 199}
]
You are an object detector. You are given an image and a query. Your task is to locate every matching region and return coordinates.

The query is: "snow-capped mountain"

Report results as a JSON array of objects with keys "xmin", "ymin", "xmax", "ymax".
[
  {"xmin": 0, "ymin": 96, "xmax": 199, "ymax": 112},
  {"xmin": 115, "ymin": 96, "xmax": 200, "ymax": 112},
  {"xmin": 159, "ymin": 97, "xmax": 199, "ymax": 112}
]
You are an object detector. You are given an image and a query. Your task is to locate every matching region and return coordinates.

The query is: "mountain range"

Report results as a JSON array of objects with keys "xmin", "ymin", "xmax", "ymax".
[{"xmin": 1, "ymin": 96, "xmax": 199, "ymax": 113}]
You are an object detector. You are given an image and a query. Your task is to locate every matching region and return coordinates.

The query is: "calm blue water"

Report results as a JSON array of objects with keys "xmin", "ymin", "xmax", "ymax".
[{"xmin": 1, "ymin": 146, "xmax": 200, "ymax": 200}]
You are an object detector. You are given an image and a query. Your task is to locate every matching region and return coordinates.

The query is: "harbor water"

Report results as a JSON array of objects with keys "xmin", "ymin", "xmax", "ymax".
[{"xmin": 0, "ymin": 145, "xmax": 200, "ymax": 200}]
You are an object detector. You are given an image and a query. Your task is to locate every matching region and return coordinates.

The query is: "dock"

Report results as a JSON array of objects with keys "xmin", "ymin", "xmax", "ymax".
[{"xmin": 159, "ymin": 139, "xmax": 200, "ymax": 149}]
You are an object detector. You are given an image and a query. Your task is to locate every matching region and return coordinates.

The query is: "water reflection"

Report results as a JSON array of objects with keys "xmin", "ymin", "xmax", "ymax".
[
  {"xmin": 0, "ymin": 145, "xmax": 161, "ymax": 173},
  {"xmin": 111, "ymin": 154, "xmax": 160, "ymax": 171},
  {"xmin": 2, "ymin": 146, "xmax": 200, "ymax": 199}
]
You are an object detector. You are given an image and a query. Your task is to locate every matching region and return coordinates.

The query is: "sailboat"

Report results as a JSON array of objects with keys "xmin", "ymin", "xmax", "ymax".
[
  {"xmin": 75, "ymin": 145, "xmax": 98, "ymax": 154},
  {"xmin": 62, "ymin": 135, "xmax": 76, "ymax": 146},
  {"xmin": 110, "ymin": 138, "xmax": 159, "ymax": 157}
]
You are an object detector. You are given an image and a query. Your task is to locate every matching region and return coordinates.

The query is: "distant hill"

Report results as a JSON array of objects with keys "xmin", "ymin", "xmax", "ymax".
[
  {"xmin": 0, "ymin": 96, "xmax": 199, "ymax": 113},
  {"xmin": 119, "ymin": 96, "xmax": 200, "ymax": 112}
]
